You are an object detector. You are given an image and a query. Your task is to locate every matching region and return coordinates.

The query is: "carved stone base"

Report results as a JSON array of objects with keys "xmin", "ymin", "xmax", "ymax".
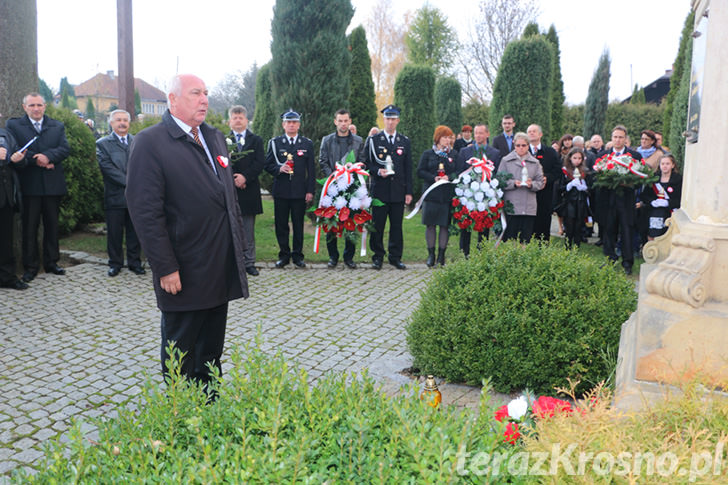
[{"xmin": 615, "ymin": 210, "xmax": 728, "ymax": 410}]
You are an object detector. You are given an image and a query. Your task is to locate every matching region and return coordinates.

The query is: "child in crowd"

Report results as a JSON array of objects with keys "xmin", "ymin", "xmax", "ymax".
[
  {"xmin": 556, "ymin": 147, "xmax": 591, "ymax": 248},
  {"xmin": 641, "ymin": 154, "xmax": 682, "ymax": 240}
]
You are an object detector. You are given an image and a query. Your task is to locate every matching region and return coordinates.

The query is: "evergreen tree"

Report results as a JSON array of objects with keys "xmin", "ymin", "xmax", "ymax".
[
  {"xmin": 270, "ymin": 0, "xmax": 354, "ymax": 147},
  {"xmin": 489, "ymin": 37, "xmax": 553, "ymax": 141},
  {"xmin": 39, "ymin": 79, "xmax": 54, "ymax": 103},
  {"xmin": 521, "ymin": 22, "xmax": 540, "ymax": 38},
  {"xmin": 545, "ymin": 25, "xmax": 565, "ymax": 138},
  {"xmin": 434, "ymin": 76, "xmax": 462, "ymax": 133},
  {"xmin": 134, "ymin": 89, "xmax": 141, "ymax": 115},
  {"xmin": 669, "ymin": 45, "xmax": 693, "ymax": 170},
  {"xmin": 252, "ymin": 63, "xmax": 276, "ymax": 145},
  {"xmin": 85, "ymin": 98, "xmax": 95, "ymax": 120},
  {"xmin": 394, "ymin": 64, "xmax": 436, "ymax": 196},
  {"xmin": 663, "ymin": 10, "xmax": 695, "ymax": 138},
  {"xmin": 59, "ymin": 77, "xmax": 75, "ymax": 97},
  {"xmin": 348, "ymin": 25, "xmax": 377, "ymax": 133},
  {"xmin": 61, "ymin": 89, "xmax": 71, "ymax": 109},
  {"xmin": 462, "ymin": 100, "xmax": 489, "ymax": 128},
  {"xmin": 405, "ymin": 6, "xmax": 458, "ymax": 76},
  {"xmin": 583, "ymin": 49, "xmax": 611, "ymax": 139},
  {"xmin": 630, "ymin": 84, "xmax": 646, "ymax": 104}
]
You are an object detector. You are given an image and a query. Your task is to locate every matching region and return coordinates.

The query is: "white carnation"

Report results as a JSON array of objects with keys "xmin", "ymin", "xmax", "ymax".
[
  {"xmin": 488, "ymin": 198, "xmax": 498, "ymax": 207},
  {"xmin": 336, "ymin": 177, "xmax": 351, "ymax": 192},
  {"xmin": 227, "ymin": 138, "xmax": 235, "ymax": 145},
  {"xmin": 507, "ymin": 396, "xmax": 529, "ymax": 420},
  {"xmin": 480, "ymin": 181, "xmax": 490, "ymax": 191},
  {"xmin": 485, "ymin": 188, "xmax": 495, "ymax": 198},
  {"xmin": 320, "ymin": 195, "xmax": 333, "ymax": 207},
  {"xmin": 455, "ymin": 187, "xmax": 464, "ymax": 196},
  {"xmin": 466, "ymin": 200, "xmax": 476, "ymax": 211},
  {"xmin": 464, "ymin": 189, "xmax": 473, "ymax": 198},
  {"xmin": 355, "ymin": 185, "xmax": 368, "ymax": 198},
  {"xmin": 477, "ymin": 202, "xmax": 486, "ymax": 212},
  {"xmin": 327, "ymin": 183, "xmax": 339, "ymax": 197},
  {"xmin": 348, "ymin": 197, "xmax": 362, "ymax": 210},
  {"xmin": 490, "ymin": 179, "xmax": 499, "ymax": 188},
  {"xmin": 470, "ymin": 181, "xmax": 480, "ymax": 191},
  {"xmin": 460, "ymin": 197, "xmax": 468, "ymax": 205},
  {"xmin": 497, "ymin": 189, "xmax": 504, "ymax": 198},
  {"xmin": 362, "ymin": 196, "xmax": 372, "ymax": 209},
  {"xmin": 474, "ymin": 191, "xmax": 484, "ymax": 202},
  {"xmin": 462, "ymin": 174, "xmax": 472, "ymax": 184},
  {"xmin": 334, "ymin": 196, "xmax": 347, "ymax": 209}
]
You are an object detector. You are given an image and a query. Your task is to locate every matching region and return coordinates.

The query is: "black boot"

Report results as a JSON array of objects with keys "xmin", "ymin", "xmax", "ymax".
[
  {"xmin": 426, "ymin": 247, "xmax": 436, "ymax": 267},
  {"xmin": 437, "ymin": 248, "xmax": 446, "ymax": 267}
]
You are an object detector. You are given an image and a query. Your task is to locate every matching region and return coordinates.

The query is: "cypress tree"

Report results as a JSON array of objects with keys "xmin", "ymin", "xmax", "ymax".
[
  {"xmin": 270, "ymin": 0, "xmax": 354, "ymax": 147},
  {"xmin": 39, "ymin": 79, "xmax": 54, "ymax": 103},
  {"xmin": 134, "ymin": 89, "xmax": 141, "ymax": 115},
  {"xmin": 85, "ymin": 98, "xmax": 95, "ymax": 120},
  {"xmin": 630, "ymin": 84, "xmax": 646, "ymax": 104},
  {"xmin": 489, "ymin": 37, "xmax": 553, "ymax": 141},
  {"xmin": 522, "ymin": 22, "xmax": 540, "ymax": 38},
  {"xmin": 252, "ymin": 63, "xmax": 276, "ymax": 145},
  {"xmin": 583, "ymin": 49, "xmax": 611, "ymax": 139},
  {"xmin": 394, "ymin": 64, "xmax": 435, "ymax": 196},
  {"xmin": 663, "ymin": 10, "xmax": 695, "ymax": 138},
  {"xmin": 669, "ymin": 46, "xmax": 692, "ymax": 170},
  {"xmin": 545, "ymin": 25, "xmax": 565, "ymax": 138},
  {"xmin": 348, "ymin": 25, "xmax": 377, "ymax": 134},
  {"xmin": 434, "ymin": 76, "xmax": 462, "ymax": 133},
  {"xmin": 405, "ymin": 6, "xmax": 457, "ymax": 76}
]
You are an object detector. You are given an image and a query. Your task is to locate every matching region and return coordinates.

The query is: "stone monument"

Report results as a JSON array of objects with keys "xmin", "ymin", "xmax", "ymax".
[{"xmin": 616, "ymin": 0, "xmax": 728, "ymax": 410}]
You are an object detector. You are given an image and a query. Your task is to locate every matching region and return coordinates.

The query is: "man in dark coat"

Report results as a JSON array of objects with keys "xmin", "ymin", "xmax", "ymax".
[
  {"xmin": 596, "ymin": 125, "xmax": 643, "ymax": 275},
  {"xmin": 491, "ymin": 114, "xmax": 516, "ymax": 158},
  {"xmin": 364, "ymin": 104, "xmax": 413, "ymax": 270},
  {"xmin": 0, "ymin": 118, "xmax": 28, "ymax": 290},
  {"xmin": 265, "ymin": 109, "xmax": 315, "ymax": 268},
  {"xmin": 96, "ymin": 109, "xmax": 144, "ymax": 277},
  {"xmin": 126, "ymin": 74, "xmax": 249, "ymax": 386},
  {"xmin": 456, "ymin": 123, "xmax": 502, "ymax": 254},
  {"xmin": 227, "ymin": 105, "xmax": 264, "ymax": 276},
  {"xmin": 318, "ymin": 108, "xmax": 363, "ymax": 269},
  {"xmin": 6, "ymin": 93, "xmax": 70, "ymax": 282},
  {"xmin": 527, "ymin": 124, "xmax": 562, "ymax": 241}
]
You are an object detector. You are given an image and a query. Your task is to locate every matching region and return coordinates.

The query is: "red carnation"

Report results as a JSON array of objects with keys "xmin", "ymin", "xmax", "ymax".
[
  {"xmin": 314, "ymin": 207, "xmax": 326, "ymax": 217},
  {"xmin": 453, "ymin": 211, "xmax": 463, "ymax": 220},
  {"xmin": 606, "ymin": 162, "xmax": 615, "ymax": 170},
  {"xmin": 503, "ymin": 422, "xmax": 520, "ymax": 444},
  {"xmin": 494, "ymin": 405, "xmax": 508, "ymax": 422},
  {"xmin": 339, "ymin": 206, "xmax": 350, "ymax": 222},
  {"xmin": 323, "ymin": 206, "xmax": 337, "ymax": 219},
  {"xmin": 353, "ymin": 211, "xmax": 371, "ymax": 224},
  {"xmin": 532, "ymin": 396, "xmax": 572, "ymax": 419},
  {"xmin": 344, "ymin": 219, "xmax": 356, "ymax": 231},
  {"xmin": 452, "ymin": 198, "xmax": 460, "ymax": 207}
]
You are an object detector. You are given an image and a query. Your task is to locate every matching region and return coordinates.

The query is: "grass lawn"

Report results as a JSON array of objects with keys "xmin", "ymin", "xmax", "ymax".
[{"xmin": 60, "ymin": 197, "xmax": 643, "ymax": 276}]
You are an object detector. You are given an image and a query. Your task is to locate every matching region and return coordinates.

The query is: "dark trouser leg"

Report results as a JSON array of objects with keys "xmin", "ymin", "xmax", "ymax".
[
  {"xmin": 534, "ymin": 188, "xmax": 552, "ymax": 241},
  {"xmin": 273, "ymin": 198, "xmax": 291, "ymax": 261},
  {"xmin": 40, "ymin": 195, "xmax": 61, "ymax": 270},
  {"xmin": 240, "ymin": 215, "xmax": 256, "ymax": 267},
  {"xmin": 325, "ymin": 232, "xmax": 340, "ymax": 262},
  {"xmin": 0, "ymin": 205, "xmax": 17, "ymax": 285},
  {"xmin": 602, "ymin": 209, "xmax": 618, "ymax": 261},
  {"xmin": 563, "ymin": 217, "xmax": 577, "ymax": 248},
  {"xmin": 21, "ymin": 196, "xmax": 42, "ymax": 273},
  {"xmin": 618, "ymin": 209, "xmax": 634, "ymax": 268},
  {"xmin": 370, "ymin": 204, "xmax": 388, "ymax": 261},
  {"xmin": 289, "ymin": 199, "xmax": 306, "ymax": 261},
  {"xmin": 387, "ymin": 202, "xmax": 405, "ymax": 262},
  {"xmin": 459, "ymin": 229, "xmax": 471, "ymax": 256},
  {"xmin": 503, "ymin": 215, "xmax": 523, "ymax": 243},
  {"xmin": 125, "ymin": 209, "xmax": 142, "ymax": 268},
  {"xmin": 519, "ymin": 216, "xmax": 535, "ymax": 244},
  {"xmin": 160, "ymin": 302, "xmax": 229, "ymax": 384},
  {"xmin": 342, "ymin": 238, "xmax": 355, "ymax": 262},
  {"xmin": 106, "ymin": 209, "xmax": 125, "ymax": 268}
]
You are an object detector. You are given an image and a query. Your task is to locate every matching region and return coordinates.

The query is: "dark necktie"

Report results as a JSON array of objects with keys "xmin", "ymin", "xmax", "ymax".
[
  {"xmin": 34, "ymin": 122, "xmax": 41, "ymax": 133},
  {"xmin": 121, "ymin": 136, "xmax": 127, "ymax": 145},
  {"xmin": 389, "ymin": 135, "xmax": 394, "ymax": 145},
  {"xmin": 289, "ymin": 137, "xmax": 295, "ymax": 145}
]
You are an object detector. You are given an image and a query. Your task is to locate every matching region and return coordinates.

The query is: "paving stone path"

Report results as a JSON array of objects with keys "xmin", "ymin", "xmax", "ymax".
[{"xmin": 0, "ymin": 257, "xmax": 484, "ymax": 479}]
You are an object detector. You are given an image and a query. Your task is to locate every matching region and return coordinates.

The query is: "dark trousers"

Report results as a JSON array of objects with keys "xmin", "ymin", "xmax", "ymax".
[
  {"xmin": 160, "ymin": 302, "xmax": 228, "ymax": 384},
  {"xmin": 274, "ymin": 198, "xmax": 305, "ymax": 262},
  {"xmin": 22, "ymin": 195, "xmax": 61, "ymax": 272},
  {"xmin": 563, "ymin": 217, "xmax": 583, "ymax": 248},
  {"xmin": 503, "ymin": 215, "xmax": 535, "ymax": 244},
  {"xmin": 370, "ymin": 202, "xmax": 404, "ymax": 262},
  {"xmin": 459, "ymin": 229, "xmax": 487, "ymax": 256},
  {"xmin": 0, "ymin": 205, "xmax": 17, "ymax": 285},
  {"xmin": 326, "ymin": 232, "xmax": 355, "ymax": 262},
  {"xmin": 602, "ymin": 207, "xmax": 634, "ymax": 268},
  {"xmin": 533, "ymin": 185, "xmax": 554, "ymax": 241},
  {"xmin": 106, "ymin": 208, "xmax": 141, "ymax": 269}
]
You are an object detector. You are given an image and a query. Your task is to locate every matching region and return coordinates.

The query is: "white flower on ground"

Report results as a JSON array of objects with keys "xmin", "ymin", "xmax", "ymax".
[
  {"xmin": 474, "ymin": 191, "xmax": 484, "ymax": 202},
  {"xmin": 320, "ymin": 195, "xmax": 333, "ymax": 207},
  {"xmin": 490, "ymin": 179, "xmax": 499, "ymax": 188},
  {"xmin": 348, "ymin": 197, "xmax": 362, "ymax": 210},
  {"xmin": 462, "ymin": 174, "xmax": 472, "ymax": 184},
  {"xmin": 455, "ymin": 187, "xmax": 464, "ymax": 196},
  {"xmin": 355, "ymin": 185, "xmax": 368, "ymax": 198},
  {"xmin": 334, "ymin": 196, "xmax": 347, "ymax": 210},
  {"xmin": 477, "ymin": 202, "xmax": 486, "ymax": 212},
  {"xmin": 327, "ymin": 183, "xmax": 339, "ymax": 197},
  {"xmin": 507, "ymin": 396, "xmax": 529, "ymax": 420},
  {"xmin": 470, "ymin": 181, "xmax": 480, "ymax": 191},
  {"xmin": 466, "ymin": 200, "xmax": 476, "ymax": 211},
  {"xmin": 362, "ymin": 196, "xmax": 372, "ymax": 209}
]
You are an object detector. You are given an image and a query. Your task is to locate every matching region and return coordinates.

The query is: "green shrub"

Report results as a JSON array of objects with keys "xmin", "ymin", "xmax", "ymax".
[
  {"xmin": 47, "ymin": 106, "xmax": 104, "ymax": 234},
  {"xmin": 15, "ymin": 343, "xmax": 525, "ymax": 483},
  {"xmin": 407, "ymin": 242, "xmax": 637, "ymax": 396}
]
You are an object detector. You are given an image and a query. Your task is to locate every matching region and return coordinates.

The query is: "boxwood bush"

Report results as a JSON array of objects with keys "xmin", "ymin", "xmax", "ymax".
[
  {"xmin": 14, "ymin": 344, "xmax": 525, "ymax": 483},
  {"xmin": 407, "ymin": 242, "xmax": 637, "ymax": 396}
]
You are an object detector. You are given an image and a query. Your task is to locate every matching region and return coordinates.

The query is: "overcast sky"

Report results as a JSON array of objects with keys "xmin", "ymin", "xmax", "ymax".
[{"xmin": 37, "ymin": 0, "xmax": 690, "ymax": 105}]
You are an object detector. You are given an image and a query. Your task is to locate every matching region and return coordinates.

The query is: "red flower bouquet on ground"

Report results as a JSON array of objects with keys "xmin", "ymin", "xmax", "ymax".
[{"xmin": 494, "ymin": 394, "xmax": 574, "ymax": 444}]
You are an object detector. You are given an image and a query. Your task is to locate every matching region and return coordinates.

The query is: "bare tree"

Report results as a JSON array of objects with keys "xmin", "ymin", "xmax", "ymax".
[
  {"xmin": 456, "ymin": 0, "xmax": 540, "ymax": 102},
  {"xmin": 208, "ymin": 63, "xmax": 258, "ymax": 117}
]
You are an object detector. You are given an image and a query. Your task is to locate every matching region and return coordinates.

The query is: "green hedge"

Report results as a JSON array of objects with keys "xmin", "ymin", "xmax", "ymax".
[
  {"xmin": 407, "ymin": 242, "xmax": 637, "ymax": 396},
  {"xmin": 14, "ymin": 344, "xmax": 523, "ymax": 483}
]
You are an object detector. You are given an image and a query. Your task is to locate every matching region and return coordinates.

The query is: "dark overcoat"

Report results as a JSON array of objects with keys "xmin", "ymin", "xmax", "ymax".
[
  {"xmin": 228, "ymin": 129, "xmax": 264, "ymax": 215},
  {"xmin": 125, "ymin": 111, "xmax": 249, "ymax": 312},
  {"xmin": 96, "ymin": 133, "xmax": 133, "ymax": 210}
]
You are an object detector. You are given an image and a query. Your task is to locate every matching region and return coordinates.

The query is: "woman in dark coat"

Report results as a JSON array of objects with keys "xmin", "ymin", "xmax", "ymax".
[
  {"xmin": 641, "ymin": 154, "xmax": 682, "ymax": 240},
  {"xmin": 417, "ymin": 125, "xmax": 459, "ymax": 267},
  {"xmin": 556, "ymin": 148, "xmax": 591, "ymax": 248}
]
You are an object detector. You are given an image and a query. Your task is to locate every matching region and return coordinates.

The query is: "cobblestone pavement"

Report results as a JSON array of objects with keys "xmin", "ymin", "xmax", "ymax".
[{"xmin": 0, "ymin": 257, "xmax": 486, "ymax": 479}]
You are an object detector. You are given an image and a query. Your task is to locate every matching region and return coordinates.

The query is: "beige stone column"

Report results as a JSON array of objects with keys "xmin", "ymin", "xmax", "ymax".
[{"xmin": 616, "ymin": 0, "xmax": 728, "ymax": 410}]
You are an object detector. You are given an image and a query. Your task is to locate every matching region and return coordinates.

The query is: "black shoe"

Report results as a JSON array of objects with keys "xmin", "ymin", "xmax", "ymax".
[
  {"xmin": 426, "ymin": 248, "xmax": 435, "ymax": 268},
  {"xmin": 245, "ymin": 266, "xmax": 259, "ymax": 276},
  {"xmin": 108, "ymin": 267, "xmax": 121, "ymax": 277},
  {"xmin": 21, "ymin": 271, "xmax": 37, "ymax": 283},
  {"xmin": 292, "ymin": 259, "xmax": 306, "ymax": 268},
  {"xmin": 344, "ymin": 260, "xmax": 357, "ymax": 269},
  {"xmin": 327, "ymin": 259, "xmax": 338, "ymax": 268},
  {"xmin": 46, "ymin": 265, "xmax": 65, "ymax": 275},
  {"xmin": 595, "ymin": 239, "xmax": 603, "ymax": 247},
  {"xmin": 275, "ymin": 259, "xmax": 289, "ymax": 268},
  {"xmin": 624, "ymin": 265, "xmax": 632, "ymax": 275},
  {"xmin": 2, "ymin": 279, "xmax": 29, "ymax": 290},
  {"xmin": 372, "ymin": 258, "xmax": 383, "ymax": 270},
  {"xmin": 129, "ymin": 266, "xmax": 146, "ymax": 275},
  {"xmin": 437, "ymin": 248, "xmax": 446, "ymax": 267},
  {"xmin": 390, "ymin": 260, "xmax": 407, "ymax": 270}
]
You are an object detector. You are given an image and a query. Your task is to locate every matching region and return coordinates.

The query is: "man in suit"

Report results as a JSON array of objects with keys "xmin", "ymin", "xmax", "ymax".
[
  {"xmin": 0, "ymin": 115, "xmax": 28, "ymax": 290},
  {"xmin": 228, "ymin": 105, "xmax": 264, "ymax": 276},
  {"xmin": 318, "ymin": 108, "xmax": 363, "ymax": 269},
  {"xmin": 596, "ymin": 125, "xmax": 643, "ymax": 275},
  {"xmin": 6, "ymin": 93, "xmax": 70, "ymax": 282},
  {"xmin": 527, "ymin": 124, "xmax": 562, "ymax": 242},
  {"xmin": 126, "ymin": 74, "xmax": 249, "ymax": 386},
  {"xmin": 364, "ymin": 104, "xmax": 413, "ymax": 270},
  {"xmin": 265, "ymin": 110, "xmax": 315, "ymax": 268},
  {"xmin": 456, "ymin": 123, "xmax": 502, "ymax": 254},
  {"xmin": 491, "ymin": 114, "xmax": 516, "ymax": 159},
  {"xmin": 96, "ymin": 109, "xmax": 144, "ymax": 277}
]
